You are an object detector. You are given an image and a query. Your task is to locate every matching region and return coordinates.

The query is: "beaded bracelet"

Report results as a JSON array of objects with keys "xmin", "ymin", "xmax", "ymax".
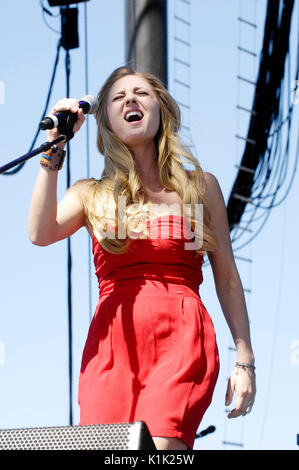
[{"xmin": 40, "ymin": 145, "xmax": 66, "ymax": 171}]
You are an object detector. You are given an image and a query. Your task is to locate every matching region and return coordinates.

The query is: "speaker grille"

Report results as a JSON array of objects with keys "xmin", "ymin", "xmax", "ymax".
[{"xmin": 0, "ymin": 422, "xmax": 155, "ymax": 450}]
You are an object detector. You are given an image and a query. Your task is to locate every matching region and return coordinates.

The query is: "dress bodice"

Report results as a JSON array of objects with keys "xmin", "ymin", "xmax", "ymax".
[{"xmin": 92, "ymin": 215, "xmax": 204, "ymax": 297}]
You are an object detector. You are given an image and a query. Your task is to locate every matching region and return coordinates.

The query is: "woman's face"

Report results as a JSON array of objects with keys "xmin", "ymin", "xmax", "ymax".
[{"xmin": 106, "ymin": 74, "xmax": 160, "ymax": 148}]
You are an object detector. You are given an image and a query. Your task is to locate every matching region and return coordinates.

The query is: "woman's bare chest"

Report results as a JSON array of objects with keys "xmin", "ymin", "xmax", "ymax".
[{"xmin": 143, "ymin": 187, "xmax": 183, "ymax": 216}]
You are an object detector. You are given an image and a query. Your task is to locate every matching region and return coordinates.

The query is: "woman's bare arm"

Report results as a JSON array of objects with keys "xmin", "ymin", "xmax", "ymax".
[
  {"xmin": 204, "ymin": 172, "xmax": 256, "ymax": 418},
  {"xmin": 28, "ymin": 98, "xmax": 86, "ymax": 246},
  {"xmin": 28, "ymin": 169, "xmax": 86, "ymax": 245}
]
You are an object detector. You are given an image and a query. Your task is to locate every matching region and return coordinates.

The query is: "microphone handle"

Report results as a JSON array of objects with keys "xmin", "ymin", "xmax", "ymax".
[
  {"xmin": 40, "ymin": 111, "xmax": 70, "ymax": 131},
  {"xmin": 40, "ymin": 98, "xmax": 93, "ymax": 131}
]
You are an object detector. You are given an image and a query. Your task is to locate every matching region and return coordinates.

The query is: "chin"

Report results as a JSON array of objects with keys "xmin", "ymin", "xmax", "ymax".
[{"xmin": 122, "ymin": 135, "xmax": 155, "ymax": 148}]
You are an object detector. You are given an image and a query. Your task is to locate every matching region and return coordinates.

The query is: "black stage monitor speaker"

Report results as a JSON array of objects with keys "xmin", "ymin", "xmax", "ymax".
[{"xmin": 0, "ymin": 421, "xmax": 156, "ymax": 450}]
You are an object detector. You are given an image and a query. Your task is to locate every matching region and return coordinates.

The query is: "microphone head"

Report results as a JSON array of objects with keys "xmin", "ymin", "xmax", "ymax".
[{"xmin": 80, "ymin": 94, "xmax": 99, "ymax": 114}]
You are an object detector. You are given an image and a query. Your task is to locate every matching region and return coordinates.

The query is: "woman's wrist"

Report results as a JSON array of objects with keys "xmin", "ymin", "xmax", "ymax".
[
  {"xmin": 40, "ymin": 145, "xmax": 66, "ymax": 171},
  {"xmin": 235, "ymin": 339, "xmax": 254, "ymax": 364},
  {"xmin": 235, "ymin": 361, "xmax": 255, "ymax": 370},
  {"xmin": 47, "ymin": 132, "xmax": 66, "ymax": 151},
  {"xmin": 236, "ymin": 354, "xmax": 255, "ymax": 366}
]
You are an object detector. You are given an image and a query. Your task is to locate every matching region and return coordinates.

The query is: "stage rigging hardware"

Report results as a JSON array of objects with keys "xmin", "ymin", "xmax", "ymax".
[
  {"xmin": 223, "ymin": 0, "xmax": 298, "ymax": 450},
  {"xmin": 173, "ymin": 0, "xmax": 192, "ymax": 142},
  {"xmin": 222, "ymin": 0, "xmax": 259, "ymax": 450},
  {"xmin": 227, "ymin": 0, "xmax": 298, "ymax": 250}
]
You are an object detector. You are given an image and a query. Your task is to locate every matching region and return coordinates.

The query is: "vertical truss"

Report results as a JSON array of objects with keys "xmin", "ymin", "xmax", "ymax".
[
  {"xmin": 222, "ymin": 0, "xmax": 258, "ymax": 450},
  {"xmin": 173, "ymin": 0, "xmax": 192, "ymax": 139}
]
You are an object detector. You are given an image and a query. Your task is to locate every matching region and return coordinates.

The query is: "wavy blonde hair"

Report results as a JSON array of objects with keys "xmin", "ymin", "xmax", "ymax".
[{"xmin": 73, "ymin": 66, "xmax": 217, "ymax": 255}]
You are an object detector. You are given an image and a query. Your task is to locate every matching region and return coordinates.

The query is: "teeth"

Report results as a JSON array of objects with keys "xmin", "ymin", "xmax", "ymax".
[{"xmin": 125, "ymin": 111, "xmax": 143, "ymax": 121}]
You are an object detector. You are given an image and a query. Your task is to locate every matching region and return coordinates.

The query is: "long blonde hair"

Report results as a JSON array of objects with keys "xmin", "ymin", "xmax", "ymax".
[{"xmin": 74, "ymin": 66, "xmax": 217, "ymax": 255}]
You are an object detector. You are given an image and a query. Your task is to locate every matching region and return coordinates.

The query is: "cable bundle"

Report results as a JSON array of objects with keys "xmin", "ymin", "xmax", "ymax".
[{"xmin": 228, "ymin": 0, "xmax": 298, "ymax": 250}]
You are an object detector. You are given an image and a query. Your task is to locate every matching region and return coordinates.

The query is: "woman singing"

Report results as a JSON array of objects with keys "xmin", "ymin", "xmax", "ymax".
[{"xmin": 28, "ymin": 66, "xmax": 256, "ymax": 450}]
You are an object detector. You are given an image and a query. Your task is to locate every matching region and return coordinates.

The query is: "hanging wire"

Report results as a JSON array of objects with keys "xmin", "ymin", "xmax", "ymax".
[
  {"xmin": 1, "ymin": 39, "xmax": 62, "ymax": 175},
  {"xmin": 230, "ymin": 0, "xmax": 299, "ymax": 251},
  {"xmin": 83, "ymin": 1, "xmax": 93, "ymax": 322},
  {"xmin": 63, "ymin": 46, "xmax": 74, "ymax": 427},
  {"xmin": 39, "ymin": 0, "xmax": 61, "ymax": 34}
]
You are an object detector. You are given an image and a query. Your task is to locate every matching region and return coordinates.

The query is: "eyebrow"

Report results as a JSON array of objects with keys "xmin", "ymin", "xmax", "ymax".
[{"xmin": 113, "ymin": 86, "xmax": 149, "ymax": 95}]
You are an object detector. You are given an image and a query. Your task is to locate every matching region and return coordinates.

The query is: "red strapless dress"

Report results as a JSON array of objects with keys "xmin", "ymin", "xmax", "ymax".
[{"xmin": 78, "ymin": 215, "xmax": 219, "ymax": 449}]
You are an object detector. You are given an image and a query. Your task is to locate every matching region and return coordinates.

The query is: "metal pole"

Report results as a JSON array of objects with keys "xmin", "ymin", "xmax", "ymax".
[{"xmin": 125, "ymin": 0, "xmax": 168, "ymax": 87}]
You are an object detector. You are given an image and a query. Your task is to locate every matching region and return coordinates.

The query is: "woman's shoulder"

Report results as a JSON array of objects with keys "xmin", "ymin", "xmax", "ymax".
[
  {"xmin": 202, "ymin": 172, "xmax": 226, "ymax": 212},
  {"xmin": 202, "ymin": 171, "xmax": 221, "ymax": 190},
  {"xmin": 186, "ymin": 170, "xmax": 224, "ymax": 209},
  {"xmin": 69, "ymin": 177, "xmax": 103, "ymax": 197},
  {"xmin": 71, "ymin": 177, "xmax": 102, "ymax": 189},
  {"xmin": 186, "ymin": 169, "xmax": 221, "ymax": 192}
]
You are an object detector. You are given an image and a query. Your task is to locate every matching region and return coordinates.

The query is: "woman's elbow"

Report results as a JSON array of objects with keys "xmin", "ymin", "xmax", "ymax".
[{"xmin": 28, "ymin": 229, "xmax": 53, "ymax": 247}]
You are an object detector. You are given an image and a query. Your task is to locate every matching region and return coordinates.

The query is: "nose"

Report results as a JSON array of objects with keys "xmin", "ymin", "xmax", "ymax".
[{"xmin": 126, "ymin": 94, "xmax": 137, "ymax": 105}]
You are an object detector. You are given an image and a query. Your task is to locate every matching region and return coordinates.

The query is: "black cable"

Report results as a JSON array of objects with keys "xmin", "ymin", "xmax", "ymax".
[
  {"xmin": 1, "ymin": 40, "xmax": 62, "ymax": 176},
  {"xmin": 230, "ymin": 0, "xmax": 299, "ymax": 250},
  {"xmin": 228, "ymin": 0, "xmax": 295, "ymax": 233},
  {"xmin": 40, "ymin": 0, "xmax": 61, "ymax": 34},
  {"xmin": 83, "ymin": 1, "xmax": 93, "ymax": 322},
  {"xmin": 64, "ymin": 47, "xmax": 73, "ymax": 427}
]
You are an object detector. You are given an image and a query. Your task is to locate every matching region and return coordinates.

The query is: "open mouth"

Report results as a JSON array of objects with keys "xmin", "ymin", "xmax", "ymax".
[{"xmin": 124, "ymin": 110, "xmax": 144, "ymax": 123}]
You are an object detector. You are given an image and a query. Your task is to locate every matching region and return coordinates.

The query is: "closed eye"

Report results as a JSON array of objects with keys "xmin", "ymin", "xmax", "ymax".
[
  {"xmin": 112, "ymin": 90, "xmax": 149, "ymax": 101},
  {"xmin": 112, "ymin": 95, "xmax": 124, "ymax": 101}
]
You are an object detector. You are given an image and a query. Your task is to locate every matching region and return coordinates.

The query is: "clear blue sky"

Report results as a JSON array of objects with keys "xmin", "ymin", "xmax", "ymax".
[{"xmin": 0, "ymin": 0, "xmax": 298, "ymax": 450}]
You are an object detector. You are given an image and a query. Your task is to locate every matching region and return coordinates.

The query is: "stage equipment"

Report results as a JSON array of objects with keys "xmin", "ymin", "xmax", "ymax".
[
  {"xmin": 195, "ymin": 425, "xmax": 216, "ymax": 439},
  {"xmin": 126, "ymin": 0, "xmax": 168, "ymax": 87},
  {"xmin": 0, "ymin": 94, "xmax": 97, "ymax": 174},
  {"xmin": 39, "ymin": 94, "xmax": 98, "ymax": 130},
  {"xmin": 227, "ymin": 0, "xmax": 296, "ymax": 233},
  {"xmin": 0, "ymin": 421, "xmax": 156, "ymax": 450},
  {"xmin": 60, "ymin": 7, "xmax": 79, "ymax": 50},
  {"xmin": 48, "ymin": 0, "xmax": 89, "ymax": 6}
]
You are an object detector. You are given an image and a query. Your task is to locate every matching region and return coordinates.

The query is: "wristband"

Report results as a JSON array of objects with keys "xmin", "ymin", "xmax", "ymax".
[{"xmin": 40, "ymin": 145, "xmax": 66, "ymax": 171}]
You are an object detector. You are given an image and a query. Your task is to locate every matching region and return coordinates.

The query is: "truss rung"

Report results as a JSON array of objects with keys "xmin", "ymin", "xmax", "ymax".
[
  {"xmin": 235, "ymin": 164, "xmax": 255, "ymax": 174},
  {"xmin": 243, "ymin": 288, "xmax": 252, "ymax": 293},
  {"xmin": 237, "ymin": 75, "xmax": 257, "ymax": 86},
  {"xmin": 177, "ymin": 101, "xmax": 190, "ymax": 109},
  {"xmin": 235, "ymin": 134, "xmax": 256, "ymax": 145},
  {"xmin": 174, "ymin": 15, "xmax": 191, "ymax": 26},
  {"xmin": 234, "ymin": 255, "xmax": 253, "ymax": 263},
  {"xmin": 181, "ymin": 124, "xmax": 190, "ymax": 131},
  {"xmin": 233, "ymin": 224, "xmax": 253, "ymax": 233},
  {"xmin": 237, "ymin": 16, "xmax": 257, "ymax": 28},
  {"xmin": 228, "ymin": 346, "xmax": 237, "ymax": 352},
  {"xmin": 174, "ymin": 78, "xmax": 190, "ymax": 88},
  {"xmin": 174, "ymin": 36, "xmax": 190, "ymax": 47},
  {"xmin": 174, "ymin": 57, "xmax": 190, "ymax": 67},
  {"xmin": 179, "ymin": 0, "xmax": 191, "ymax": 5},
  {"xmin": 237, "ymin": 46, "xmax": 257, "ymax": 57},
  {"xmin": 222, "ymin": 440, "xmax": 244, "ymax": 447},
  {"xmin": 236, "ymin": 104, "xmax": 257, "ymax": 116},
  {"xmin": 232, "ymin": 193, "xmax": 254, "ymax": 203}
]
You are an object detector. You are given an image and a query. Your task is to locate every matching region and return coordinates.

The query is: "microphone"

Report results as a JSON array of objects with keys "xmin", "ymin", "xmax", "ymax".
[
  {"xmin": 195, "ymin": 425, "xmax": 216, "ymax": 439},
  {"xmin": 39, "ymin": 94, "xmax": 99, "ymax": 131}
]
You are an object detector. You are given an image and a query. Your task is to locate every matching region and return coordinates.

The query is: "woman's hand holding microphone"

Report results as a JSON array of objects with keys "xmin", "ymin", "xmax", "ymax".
[
  {"xmin": 40, "ymin": 98, "xmax": 86, "ymax": 171},
  {"xmin": 47, "ymin": 98, "xmax": 86, "ymax": 148}
]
